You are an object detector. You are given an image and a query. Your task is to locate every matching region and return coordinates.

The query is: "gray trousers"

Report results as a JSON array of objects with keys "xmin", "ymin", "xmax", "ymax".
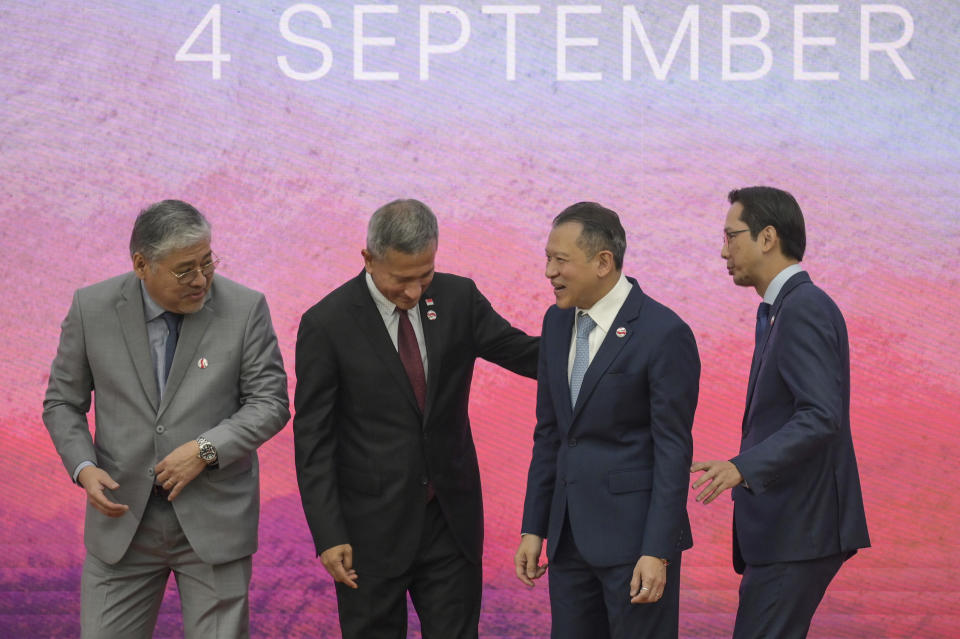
[{"xmin": 81, "ymin": 492, "xmax": 252, "ymax": 639}]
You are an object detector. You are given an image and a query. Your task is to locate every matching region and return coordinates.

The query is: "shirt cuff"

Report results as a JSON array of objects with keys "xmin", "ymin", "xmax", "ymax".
[{"xmin": 73, "ymin": 461, "xmax": 95, "ymax": 484}]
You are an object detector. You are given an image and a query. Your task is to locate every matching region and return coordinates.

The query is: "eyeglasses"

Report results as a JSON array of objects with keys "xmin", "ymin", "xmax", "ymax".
[
  {"xmin": 169, "ymin": 254, "xmax": 221, "ymax": 284},
  {"xmin": 723, "ymin": 229, "xmax": 750, "ymax": 247}
]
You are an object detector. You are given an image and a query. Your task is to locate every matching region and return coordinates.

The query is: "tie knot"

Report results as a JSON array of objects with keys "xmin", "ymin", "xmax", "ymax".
[
  {"xmin": 756, "ymin": 302, "xmax": 771, "ymax": 321},
  {"xmin": 577, "ymin": 313, "xmax": 596, "ymax": 338},
  {"xmin": 161, "ymin": 311, "xmax": 182, "ymax": 332}
]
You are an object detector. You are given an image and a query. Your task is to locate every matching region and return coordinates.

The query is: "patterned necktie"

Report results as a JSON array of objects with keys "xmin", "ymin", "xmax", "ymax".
[
  {"xmin": 397, "ymin": 307, "xmax": 426, "ymax": 412},
  {"xmin": 161, "ymin": 311, "xmax": 182, "ymax": 384},
  {"xmin": 570, "ymin": 312, "xmax": 596, "ymax": 408}
]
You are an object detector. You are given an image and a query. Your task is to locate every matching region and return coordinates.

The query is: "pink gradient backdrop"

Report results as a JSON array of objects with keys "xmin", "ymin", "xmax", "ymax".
[{"xmin": 2, "ymin": 1, "xmax": 958, "ymax": 637}]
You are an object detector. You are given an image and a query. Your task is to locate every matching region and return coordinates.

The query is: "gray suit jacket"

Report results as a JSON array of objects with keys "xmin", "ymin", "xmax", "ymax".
[{"xmin": 43, "ymin": 272, "xmax": 290, "ymax": 565}]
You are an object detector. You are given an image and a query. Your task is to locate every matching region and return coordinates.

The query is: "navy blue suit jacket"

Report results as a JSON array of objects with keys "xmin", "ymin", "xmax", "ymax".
[
  {"xmin": 521, "ymin": 279, "xmax": 700, "ymax": 567},
  {"xmin": 731, "ymin": 271, "xmax": 870, "ymax": 573}
]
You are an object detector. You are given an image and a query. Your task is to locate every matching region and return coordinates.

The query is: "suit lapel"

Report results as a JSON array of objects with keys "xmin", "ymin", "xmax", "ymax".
[
  {"xmin": 352, "ymin": 272, "xmax": 423, "ymax": 416},
  {"xmin": 743, "ymin": 272, "xmax": 811, "ymax": 425},
  {"xmin": 418, "ymin": 287, "xmax": 441, "ymax": 427},
  {"xmin": 571, "ymin": 283, "xmax": 644, "ymax": 423},
  {"xmin": 548, "ymin": 307, "xmax": 576, "ymax": 431},
  {"xmin": 158, "ymin": 290, "xmax": 214, "ymax": 418},
  {"xmin": 116, "ymin": 274, "xmax": 160, "ymax": 413}
]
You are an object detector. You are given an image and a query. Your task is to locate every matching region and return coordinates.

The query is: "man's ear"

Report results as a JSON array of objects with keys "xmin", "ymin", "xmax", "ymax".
[
  {"xmin": 361, "ymin": 248, "xmax": 374, "ymax": 271},
  {"xmin": 595, "ymin": 250, "xmax": 615, "ymax": 278},
  {"xmin": 132, "ymin": 253, "xmax": 148, "ymax": 280},
  {"xmin": 758, "ymin": 225, "xmax": 779, "ymax": 255}
]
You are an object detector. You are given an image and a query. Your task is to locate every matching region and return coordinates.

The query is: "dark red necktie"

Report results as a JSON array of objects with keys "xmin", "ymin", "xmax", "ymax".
[{"xmin": 396, "ymin": 307, "xmax": 426, "ymax": 412}]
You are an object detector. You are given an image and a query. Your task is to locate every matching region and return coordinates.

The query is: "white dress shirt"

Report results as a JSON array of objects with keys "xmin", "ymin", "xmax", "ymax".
[{"xmin": 567, "ymin": 274, "xmax": 632, "ymax": 383}]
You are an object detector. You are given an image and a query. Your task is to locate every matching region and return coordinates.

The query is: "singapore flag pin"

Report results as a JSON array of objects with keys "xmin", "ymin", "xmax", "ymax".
[
  {"xmin": 197, "ymin": 357, "xmax": 209, "ymax": 369},
  {"xmin": 426, "ymin": 310, "xmax": 437, "ymax": 321},
  {"xmin": 615, "ymin": 327, "xmax": 627, "ymax": 338},
  {"xmin": 425, "ymin": 298, "xmax": 434, "ymax": 306}
]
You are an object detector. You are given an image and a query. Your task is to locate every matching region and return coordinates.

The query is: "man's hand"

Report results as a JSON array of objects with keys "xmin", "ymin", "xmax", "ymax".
[
  {"xmin": 77, "ymin": 466, "xmax": 129, "ymax": 517},
  {"xmin": 690, "ymin": 460, "xmax": 743, "ymax": 504},
  {"xmin": 514, "ymin": 534, "xmax": 547, "ymax": 586},
  {"xmin": 155, "ymin": 440, "xmax": 207, "ymax": 501},
  {"xmin": 320, "ymin": 544, "xmax": 358, "ymax": 589},
  {"xmin": 630, "ymin": 555, "xmax": 667, "ymax": 604}
]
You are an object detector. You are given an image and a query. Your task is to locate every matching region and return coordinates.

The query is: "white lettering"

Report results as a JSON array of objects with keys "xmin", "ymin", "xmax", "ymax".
[
  {"xmin": 354, "ymin": 4, "xmax": 399, "ymax": 81},
  {"xmin": 277, "ymin": 4, "xmax": 332, "ymax": 81},
  {"xmin": 557, "ymin": 5, "xmax": 602, "ymax": 81},
  {"xmin": 420, "ymin": 5, "xmax": 472, "ymax": 80},
  {"xmin": 722, "ymin": 5, "xmax": 772, "ymax": 81},
  {"xmin": 860, "ymin": 4, "xmax": 914, "ymax": 80},
  {"xmin": 481, "ymin": 4, "xmax": 541, "ymax": 81},
  {"xmin": 622, "ymin": 5, "xmax": 699, "ymax": 81}
]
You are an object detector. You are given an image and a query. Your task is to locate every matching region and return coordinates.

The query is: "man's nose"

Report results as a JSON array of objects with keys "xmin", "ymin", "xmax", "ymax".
[{"xmin": 404, "ymin": 282, "xmax": 423, "ymax": 300}]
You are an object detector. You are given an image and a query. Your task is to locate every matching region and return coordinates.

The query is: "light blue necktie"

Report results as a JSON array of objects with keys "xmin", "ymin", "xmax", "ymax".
[{"xmin": 570, "ymin": 312, "xmax": 596, "ymax": 407}]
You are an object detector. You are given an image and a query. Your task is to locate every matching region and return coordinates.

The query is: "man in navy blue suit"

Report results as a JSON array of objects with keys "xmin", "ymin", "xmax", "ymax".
[
  {"xmin": 515, "ymin": 202, "xmax": 700, "ymax": 639},
  {"xmin": 691, "ymin": 186, "xmax": 870, "ymax": 639}
]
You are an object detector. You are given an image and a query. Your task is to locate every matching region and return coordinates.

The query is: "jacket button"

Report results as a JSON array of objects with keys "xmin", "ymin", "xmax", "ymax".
[
  {"xmin": 156, "ymin": 425, "xmax": 165, "ymax": 434},
  {"xmin": 420, "ymin": 477, "xmax": 429, "ymax": 486},
  {"xmin": 568, "ymin": 438, "xmax": 577, "ymax": 447},
  {"xmin": 147, "ymin": 467, "xmax": 155, "ymax": 477}
]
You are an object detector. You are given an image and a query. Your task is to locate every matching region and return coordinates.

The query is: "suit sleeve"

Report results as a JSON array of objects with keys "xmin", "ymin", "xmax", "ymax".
[
  {"xmin": 641, "ymin": 321, "xmax": 700, "ymax": 558},
  {"xmin": 520, "ymin": 311, "xmax": 559, "ymax": 537},
  {"xmin": 293, "ymin": 310, "xmax": 350, "ymax": 555},
  {"xmin": 470, "ymin": 281, "xmax": 539, "ymax": 379},
  {"xmin": 203, "ymin": 294, "xmax": 290, "ymax": 467},
  {"xmin": 732, "ymin": 298, "xmax": 844, "ymax": 494},
  {"xmin": 42, "ymin": 290, "xmax": 98, "ymax": 480}
]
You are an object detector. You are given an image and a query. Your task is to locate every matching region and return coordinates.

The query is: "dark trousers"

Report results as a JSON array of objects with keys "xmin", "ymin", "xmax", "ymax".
[
  {"xmin": 334, "ymin": 499, "xmax": 481, "ymax": 639},
  {"xmin": 548, "ymin": 517, "xmax": 682, "ymax": 639},
  {"xmin": 733, "ymin": 553, "xmax": 848, "ymax": 639}
]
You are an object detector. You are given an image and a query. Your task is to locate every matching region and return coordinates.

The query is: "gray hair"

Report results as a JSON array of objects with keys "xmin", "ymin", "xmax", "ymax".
[
  {"xmin": 129, "ymin": 200, "xmax": 211, "ymax": 262},
  {"xmin": 366, "ymin": 199, "xmax": 439, "ymax": 258}
]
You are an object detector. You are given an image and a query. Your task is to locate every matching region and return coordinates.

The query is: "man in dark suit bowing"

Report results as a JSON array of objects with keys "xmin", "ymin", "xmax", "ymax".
[
  {"xmin": 691, "ymin": 186, "xmax": 870, "ymax": 639},
  {"xmin": 294, "ymin": 198, "xmax": 538, "ymax": 638},
  {"xmin": 515, "ymin": 202, "xmax": 700, "ymax": 639}
]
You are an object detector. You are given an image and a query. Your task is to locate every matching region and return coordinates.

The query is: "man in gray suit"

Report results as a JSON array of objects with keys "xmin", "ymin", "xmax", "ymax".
[{"xmin": 43, "ymin": 200, "xmax": 290, "ymax": 639}]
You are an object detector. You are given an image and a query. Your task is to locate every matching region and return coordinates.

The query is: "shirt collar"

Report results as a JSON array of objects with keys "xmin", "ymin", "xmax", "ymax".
[
  {"xmin": 365, "ymin": 271, "xmax": 402, "ymax": 318},
  {"xmin": 140, "ymin": 280, "xmax": 166, "ymax": 322},
  {"xmin": 577, "ymin": 274, "xmax": 631, "ymax": 334},
  {"xmin": 763, "ymin": 263, "xmax": 804, "ymax": 305}
]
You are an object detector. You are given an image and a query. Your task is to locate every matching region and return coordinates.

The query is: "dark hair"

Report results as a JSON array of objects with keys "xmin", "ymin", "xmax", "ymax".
[
  {"xmin": 552, "ymin": 202, "xmax": 626, "ymax": 270},
  {"xmin": 129, "ymin": 200, "xmax": 211, "ymax": 261},
  {"xmin": 728, "ymin": 187, "xmax": 806, "ymax": 261},
  {"xmin": 367, "ymin": 199, "xmax": 439, "ymax": 257}
]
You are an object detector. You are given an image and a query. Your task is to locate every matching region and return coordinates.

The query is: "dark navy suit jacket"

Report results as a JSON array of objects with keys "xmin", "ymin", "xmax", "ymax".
[
  {"xmin": 521, "ymin": 279, "xmax": 700, "ymax": 566},
  {"xmin": 731, "ymin": 271, "xmax": 870, "ymax": 573}
]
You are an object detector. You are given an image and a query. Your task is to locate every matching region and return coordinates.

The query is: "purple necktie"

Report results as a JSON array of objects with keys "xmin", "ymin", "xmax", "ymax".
[{"xmin": 396, "ymin": 307, "xmax": 426, "ymax": 412}]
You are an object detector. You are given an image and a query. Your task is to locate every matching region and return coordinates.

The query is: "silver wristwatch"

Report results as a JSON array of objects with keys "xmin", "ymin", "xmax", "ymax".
[{"xmin": 196, "ymin": 436, "xmax": 218, "ymax": 465}]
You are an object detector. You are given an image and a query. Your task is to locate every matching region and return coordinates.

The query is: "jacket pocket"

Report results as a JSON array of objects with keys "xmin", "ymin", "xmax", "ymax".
[
  {"xmin": 338, "ymin": 465, "xmax": 382, "ymax": 496},
  {"xmin": 607, "ymin": 468, "xmax": 653, "ymax": 494}
]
